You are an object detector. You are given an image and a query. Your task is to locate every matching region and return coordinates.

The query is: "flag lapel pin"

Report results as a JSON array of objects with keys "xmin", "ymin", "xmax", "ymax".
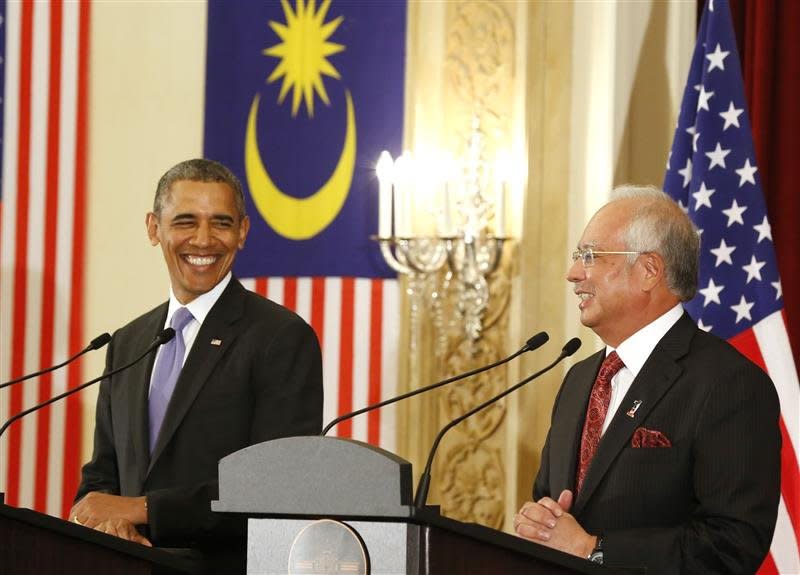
[
  {"xmin": 626, "ymin": 400, "xmax": 642, "ymax": 418},
  {"xmin": 210, "ymin": 339, "xmax": 222, "ymax": 346}
]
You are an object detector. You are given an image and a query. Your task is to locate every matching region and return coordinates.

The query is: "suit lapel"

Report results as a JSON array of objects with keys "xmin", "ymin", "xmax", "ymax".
[
  {"xmin": 116, "ymin": 304, "xmax": 166, "ymax": 492},
  {"xmin": 147, "ymin": 280, "xmax": 247, "ymax": 475},
  {"xmin": 549, "ymin": 350, "xmax": 605, "ymax": 493},
  {"xmin": 573, "ymin": 313, "xmax": 696, "ymax": 515}
]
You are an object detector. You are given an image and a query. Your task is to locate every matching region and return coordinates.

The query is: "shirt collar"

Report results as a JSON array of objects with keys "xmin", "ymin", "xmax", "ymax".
[
  {"xmin": 606, "ymin": 303, "xmax": 684, "ymax": 378},
  {"xmin": 165, "ymin": 272, "xmax": 232, "ymax": 327}
]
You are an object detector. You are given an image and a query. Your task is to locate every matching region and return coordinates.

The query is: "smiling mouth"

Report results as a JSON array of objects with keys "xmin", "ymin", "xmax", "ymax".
[{"xmin": 184, "ymin": 255, "xmax": 218, "ymax": 267}]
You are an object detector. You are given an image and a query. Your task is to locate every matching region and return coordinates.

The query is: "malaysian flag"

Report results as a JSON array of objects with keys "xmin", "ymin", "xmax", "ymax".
[
  {"xmin": 663, "ymin": 0, "xmax": 800, "ymax": 572},
  {"xmin": 204, "ymin": 1, "xmax": 405, "ymax": 449},
  {"xmin": 0, "ymin": 0, "xmax": 91, "ymax": 518}
]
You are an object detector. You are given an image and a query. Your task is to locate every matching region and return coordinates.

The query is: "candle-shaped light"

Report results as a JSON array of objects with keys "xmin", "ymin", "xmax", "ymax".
[
  {"xmin": 494, "ymin": 151, "xmax": 511, "ymax": 238},
  {"xmin": 394, "ymin": 152, "xmax": 413, "ymax": 237},
  {"xmin": 376, "ymin": 151, "xmax": 394, "ymax": 238},
  {"xmin": 440, "ymin": 153, "xmax": 457, "ymax": 237}
]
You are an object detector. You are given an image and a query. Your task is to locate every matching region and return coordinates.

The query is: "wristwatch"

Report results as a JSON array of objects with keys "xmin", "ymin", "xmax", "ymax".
[{"xmin": 588, "ymin": 535, "xmax": 604, "ymax": 564}]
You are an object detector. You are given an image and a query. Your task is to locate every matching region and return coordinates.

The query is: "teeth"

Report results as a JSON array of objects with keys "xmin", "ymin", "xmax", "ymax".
[
  {"xmin": 578, "ymin": 293, "xmax": 593, "ymax": 300},
  {"xmin": 186, "ymin": 255, "xmax": 216, "ymax": 266}
]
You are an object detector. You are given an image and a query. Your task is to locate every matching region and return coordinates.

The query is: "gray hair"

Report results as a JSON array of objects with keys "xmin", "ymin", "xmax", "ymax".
[
  {"xmin": 610, "ymin": 185, "xmax": 699, "ymax": 301},
  {"xmin": 153, "ymin": 158, "xmax": 246, "ymax": 218}
]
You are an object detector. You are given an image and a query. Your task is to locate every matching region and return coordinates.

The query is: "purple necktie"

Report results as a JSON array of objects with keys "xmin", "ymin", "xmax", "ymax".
[{"xmin": 149, "ymin": 307, "xmax": 194, "ymax": 453}]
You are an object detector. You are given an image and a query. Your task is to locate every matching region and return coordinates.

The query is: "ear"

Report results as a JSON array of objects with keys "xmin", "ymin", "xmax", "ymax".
[
  {"xmin": 237, "ymin": 215, "xmax": 251, "ymax": 250},
  {"xmin": 639, "ymin": 252, "xmax": 665, "ymax": 292},
  {"xmin": 146, "ymin": 212, "xmax": 160, "ymax": 246}
]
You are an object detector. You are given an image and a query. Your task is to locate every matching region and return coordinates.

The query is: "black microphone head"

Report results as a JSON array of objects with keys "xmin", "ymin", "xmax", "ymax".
[
  {"xmin": 523, "ymin": 331, "xmax": 549, "ymax": 352},
  {"xmin": 154, "ymin": 328, "xmax": 176, "ymax": 346},
  {"xmin": 89, "ymin": 332, "xmax": 112, "ymax": 350},
  {"xmin": 562, "ymin": 337, "xmax": 582, "ymax": 357}
]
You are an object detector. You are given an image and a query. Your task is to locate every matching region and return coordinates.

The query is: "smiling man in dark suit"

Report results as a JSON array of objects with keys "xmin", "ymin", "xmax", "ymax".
[
  {"xmin": 515, "ymin": 186, "xmax": 781, "ymax": 574},
  {"xmin": 70, "ymin": 159, "xmax": 323, "ymax": 565}
]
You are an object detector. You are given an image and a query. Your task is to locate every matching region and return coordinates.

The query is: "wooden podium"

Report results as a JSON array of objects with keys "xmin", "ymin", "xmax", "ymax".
[
  {"xmin": 212, "ymin": 436, "xmax": 633, "ymax": 575},
  {"xmin": 0, "ymin": 503, "xmax": 200, "ymax": 575}
]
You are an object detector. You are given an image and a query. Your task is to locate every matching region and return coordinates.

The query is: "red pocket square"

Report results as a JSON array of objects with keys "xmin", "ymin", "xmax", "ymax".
[{"xmin": 631, "ymin": 427, "xmax": 672, "ymax": 448}]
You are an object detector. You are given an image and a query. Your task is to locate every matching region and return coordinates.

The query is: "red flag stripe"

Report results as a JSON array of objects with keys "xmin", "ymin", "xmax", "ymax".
[
  {"xmin": 7, "ymin": 0, "xmax": 35, "ymax": 508},
  {"xmin": 35, "ymin": 0, "xmax": 64, "ymax": 511},
  {"xmin": 60, "ymin": 0, "xmax": 90, "ymax": 518}
]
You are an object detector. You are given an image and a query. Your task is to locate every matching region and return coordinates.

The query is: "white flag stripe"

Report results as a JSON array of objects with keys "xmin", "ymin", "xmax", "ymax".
[
  {"xmin": 379, "ymin": 279, "xmax": 400, "ymax": 452},
  {"xmin": 322, "ymin": 277, "xmax": 342, "ymax": 433},
  {"xmin": 771, "ymin": 497, "xmax": 800, "ymax": 574},
  {"xmin": 267, "ymin": 276, "xmax": 283, "ymax": 306},
  {"xmin": 0, "ymin": 0, "xmax": 23, "ymax": 492},
  {"xmin": 238, "ymin": 278, "xmax": 255, "ymax": 292},
  {"xmin": 753, "ymin": 312, "xmax": 800, "ymax": 455},
  {"xmin": 19, "ymin": 0, "xmax": 53, "ymax": 508},
  {"xmin": 294, "ymin": 277, "xmax": 312, "ymax": 324},
  {"xmin": 349, "ymin": 278, "xmax": 372, "ymax": 442},
  {"xmin": 46, "ymin": 0, "xmax": 81, "ymax": 516}
]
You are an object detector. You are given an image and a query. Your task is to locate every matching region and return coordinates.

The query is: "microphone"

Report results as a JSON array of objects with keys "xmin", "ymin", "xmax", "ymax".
[
  {"xmin": 0, "ymin": 328, "xmax": 175, "ymax": 440},
  {"xmin": 321, "ymin": 331, "xmax": 549, "ymax": 436},
  {"xmin": 414, "ymin": 337, "xmax": 582, "ymax": 508},
  {"xmin": 0, "ymin": 332, "xmax": 112, "ymax": 390}
]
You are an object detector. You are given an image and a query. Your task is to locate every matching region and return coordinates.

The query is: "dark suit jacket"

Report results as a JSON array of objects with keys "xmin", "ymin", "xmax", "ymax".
[
  {"xmin": 534, "ymin": 313, "xmax": 781, "ymax": 574},
  {"xmin": 76, "ymin": 278, "xmax": 323, "ymax": 551}
]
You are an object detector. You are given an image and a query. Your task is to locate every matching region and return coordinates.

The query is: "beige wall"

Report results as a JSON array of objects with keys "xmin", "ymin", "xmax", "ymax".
[{"xmin": 82, "ymin": 1, "xmax": 207, "ymax": 454}]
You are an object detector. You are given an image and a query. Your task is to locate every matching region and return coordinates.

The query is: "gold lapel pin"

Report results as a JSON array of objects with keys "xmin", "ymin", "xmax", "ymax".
[
  {"xmin": 210, "ymin": 339, "xmax": 222, "ymax": 346},
  {"xmin": 626, "ymin": 400, "xmax": 642, "ymax": 418}
]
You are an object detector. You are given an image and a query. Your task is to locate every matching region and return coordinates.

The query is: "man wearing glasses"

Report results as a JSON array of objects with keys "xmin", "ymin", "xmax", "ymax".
[{"xmin": 514, "ymin": 186, "xmax": 780, "ymax": 574}]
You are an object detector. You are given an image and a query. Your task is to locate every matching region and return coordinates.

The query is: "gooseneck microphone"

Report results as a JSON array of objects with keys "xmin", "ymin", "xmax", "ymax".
[
  {"xmin": 0, "ymin": 328, "xmax": 175, "ymax": 440},
  {"xmin": 414, "ymin": 337, "xmax": 582, "ymax": 509},
  {"xmin": 0, "ymin": 332, "xmax": 112, "ymax": 390},
  {"xmin": 321, "ymin": 331, "xmax": 550, "ymax": 436}
]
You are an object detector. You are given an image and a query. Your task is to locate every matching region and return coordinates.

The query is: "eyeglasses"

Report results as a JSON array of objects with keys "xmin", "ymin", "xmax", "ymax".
[{"xmin": 571, "ymin": 248, "xmax": 643, "ymax": 268}]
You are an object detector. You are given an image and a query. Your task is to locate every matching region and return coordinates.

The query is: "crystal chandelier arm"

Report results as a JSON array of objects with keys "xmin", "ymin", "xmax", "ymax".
[{"xmin": 379, "ymin": 239, "xmax": 413, "ymax": 275}]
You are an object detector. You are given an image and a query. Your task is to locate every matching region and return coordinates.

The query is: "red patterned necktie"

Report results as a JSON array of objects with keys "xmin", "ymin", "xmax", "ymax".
[{"xmin": 575, "ymin": 350, "xmax": 625, "ymax": 494}]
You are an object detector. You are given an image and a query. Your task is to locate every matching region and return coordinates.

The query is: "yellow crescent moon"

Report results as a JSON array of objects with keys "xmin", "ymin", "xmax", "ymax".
[{"xmin": 245, "ymin": 91, "xmax": 356, "ymax": 240}]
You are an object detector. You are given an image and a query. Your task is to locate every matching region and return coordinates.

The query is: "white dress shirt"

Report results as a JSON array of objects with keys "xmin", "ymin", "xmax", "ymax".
[
  {"xmin": 148, "ymin": 272, "xmax": 232, "ymax": 394},
  {"xmin": 601, "ymin": 303, "xmax": 684, "ymax": 434}
]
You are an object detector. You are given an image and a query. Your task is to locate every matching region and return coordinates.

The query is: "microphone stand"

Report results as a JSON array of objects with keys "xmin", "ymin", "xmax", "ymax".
[
  {"xmin": 414, "ymin": 338, "xmax": 582, "ymax": 509},
  {"xmin": 0, "ymin": 333, "xmax": 111, "ymax": 390},
  {"xmin": 321, "ymin": 332, "xmax": 549, "ymax": 436}
]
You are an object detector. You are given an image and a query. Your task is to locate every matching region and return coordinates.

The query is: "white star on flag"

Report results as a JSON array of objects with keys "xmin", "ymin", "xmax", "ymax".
[
  {"xmin": 735, "ymin": 158, "xmax": 758, "ymax": 186},
  {"xmin": 771, "ymin": 281, "xmax": 782, "ymax": 300},
  {"xmin": 705, "ymin": 142, "xmax": 731, "ymax": 170},
  {"xmin": 719, "ymin": 101, "xmax": 743, "ymax": 130},
  {"xmin": 693, "ymin": 182, "xmax": 716, "ymax": 210},
  {"xmin": 678, "ymin": 158, "xmax": 693, "ymax": 188},
  {"xmin": 730, "ymin": 295, "xmax": 754, "ymax": 323},
  {"xmin": 699, "ymin": 277, "xmax": 725, "ymax": 306},
  {"xmin": 742, "ymin": 255, "xmax": 766, "ymax": 283},
  {"xmin": 753, "ymin": 215, "xmax": 772, "ymax": 243},
  {"xmin": 722, "ymin": 199, "xmax": 747, "ymax": 227},
  {"xmin": 697, "ymin": 318, "xmax": 713, "ymax": 332},
  {"xmin": 710, "ymin": 238, "xmax": 736, "ymax": 266},
  {"xmin": 697, "ymin": 85, "xmax": 715, "ymax": 111},
  {"xmin": 705, "ymin": 43, "xmax": 730, "ymax": 71}
]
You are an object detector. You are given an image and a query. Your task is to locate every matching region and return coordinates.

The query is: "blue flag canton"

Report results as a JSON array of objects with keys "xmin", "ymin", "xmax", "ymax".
[
  {"xmin": 204, "ymin": 1, "xmax": 406, "ymax": 279},
  {"xmin": 663, "ymin": 0, "xmax": 783, "ymax": 340}
]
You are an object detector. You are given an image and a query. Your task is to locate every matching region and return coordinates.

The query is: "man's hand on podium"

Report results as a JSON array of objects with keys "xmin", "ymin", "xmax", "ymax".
[{"xmin": 69, "ymin": 492, "xmax": 152, "ymax": 547}]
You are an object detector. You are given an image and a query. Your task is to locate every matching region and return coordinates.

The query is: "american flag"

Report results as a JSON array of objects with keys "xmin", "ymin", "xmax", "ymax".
[
  {"xmin": 663, "ymin": 0, "xmax": 800, "ymax": 572},
  {"xmin": 0, "ymin": 0, "xmax": 91, "ymax": 518}
]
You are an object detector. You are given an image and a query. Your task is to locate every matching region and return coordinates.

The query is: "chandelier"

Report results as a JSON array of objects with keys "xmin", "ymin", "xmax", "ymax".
[{"xmin": 375, "ymin": 119, "xmax": 514, "ymax": 342}]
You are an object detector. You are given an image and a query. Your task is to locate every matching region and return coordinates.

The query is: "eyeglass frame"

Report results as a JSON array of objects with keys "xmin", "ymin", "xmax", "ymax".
[{"xmin": 571, "ymin": 247, "xmax": 645, "ymax": 268}]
